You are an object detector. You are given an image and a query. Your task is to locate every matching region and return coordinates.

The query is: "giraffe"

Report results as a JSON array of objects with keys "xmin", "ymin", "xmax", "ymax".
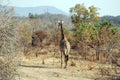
[{"xmin": 58, "ymin": 20, "xmax": 70, "ymax": 68}]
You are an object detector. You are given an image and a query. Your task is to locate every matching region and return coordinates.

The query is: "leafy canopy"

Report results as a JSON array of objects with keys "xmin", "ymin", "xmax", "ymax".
[{"xmin": 69, "ymin": 4, "xmax": 99, "ymax": 24}]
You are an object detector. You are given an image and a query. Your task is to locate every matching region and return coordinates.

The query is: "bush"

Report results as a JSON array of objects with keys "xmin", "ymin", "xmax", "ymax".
[
  {"xmin": 0, "ymin": 6, "xmax": 19, "ymax": 80},
  {"xmin": 0, "ymin": 57, "xmax": 17, "ymax": 80}
]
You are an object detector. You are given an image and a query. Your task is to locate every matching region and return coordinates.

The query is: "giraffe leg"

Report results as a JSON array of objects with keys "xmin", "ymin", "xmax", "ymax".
[
  {"xmin": 61, "ymin": 52, "xmax": 63, "ymax": 68},
  {"xmin": 64, "ymin": 55, "xmax": 69, "ymax": 68},
  {"xmin": 36, "ymin": 53, "xmax": 38, "ymax": 57}
]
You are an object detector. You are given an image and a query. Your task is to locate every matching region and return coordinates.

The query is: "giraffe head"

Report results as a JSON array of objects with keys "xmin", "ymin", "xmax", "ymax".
[
  {"xmin": 57, "ymin": 20, "xmax": 64, "ymax": 27},
  {"xmin": 57, "ymin": 20, "xmax": 64, "ymax": 31}
]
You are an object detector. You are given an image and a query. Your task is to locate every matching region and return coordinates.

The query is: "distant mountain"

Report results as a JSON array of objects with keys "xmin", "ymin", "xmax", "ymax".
[
  {"xmin": 100, "ymin": 15, "xmax": 120, "ymax": 26},
  {"xmin": 11, "ymin": 6, "xmax": 69, "ymax": 17}
]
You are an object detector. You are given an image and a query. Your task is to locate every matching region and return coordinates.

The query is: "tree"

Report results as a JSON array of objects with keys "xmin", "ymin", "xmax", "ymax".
[
  {"xmin": 28, "ymin": 13, "xmax": 39, "ymax": 19},
  {"xmin": 69, "ymin": 4, "xmax": 99, "ymax": 25},
  {"xmin": 89, "ymin": 5, "xmax": 99, "ymax": 23},
  {"xmin": 70, "ymin": 4, "xmax": 88, "ymax": 24}
]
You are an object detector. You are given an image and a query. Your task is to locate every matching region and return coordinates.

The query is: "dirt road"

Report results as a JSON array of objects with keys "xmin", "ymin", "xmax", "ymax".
[
  {"xmin": 17, "ymin": 65, "xmax": 93, "ymax": 80},
  {"xmin": 16, "ymin": 56, "xmax": 96, "ymax": 80},
  {"xmin": 16, "ymin": 53, "xmax": 120, "ymax": 80}
]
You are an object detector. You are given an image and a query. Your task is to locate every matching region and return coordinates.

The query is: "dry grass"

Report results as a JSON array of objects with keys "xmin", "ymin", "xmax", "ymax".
[{"xmin": 16, "ymin": 45, "xmax": 120, "ymax": 80}]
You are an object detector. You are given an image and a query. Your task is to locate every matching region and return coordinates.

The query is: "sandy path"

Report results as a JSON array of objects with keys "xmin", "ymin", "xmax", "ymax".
[
  {"xmin": 17, "ymin": 65, "xmax": 93, "ymax": 80},
  {"xmin": 16, "ymin": 56, "xmax": 94, "ymax": 80},
  {"xmin": 16, "ymin": 53, "xmax": 120, "ymax": 80}
]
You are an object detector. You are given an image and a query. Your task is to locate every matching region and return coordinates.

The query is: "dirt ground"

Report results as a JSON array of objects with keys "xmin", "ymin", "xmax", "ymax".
[{"xmin": 15, "ymin": 51, "xmax": 120, "ymax": 80}]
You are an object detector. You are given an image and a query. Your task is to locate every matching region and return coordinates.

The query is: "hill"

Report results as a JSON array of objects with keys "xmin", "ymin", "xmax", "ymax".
[
  {"xmin": 100, "ymin": 15, "xmax": 120, "ymax": 26},
  {"xmin": 12, "ymin": 6, "xmax": 69, "ymax": 17}
]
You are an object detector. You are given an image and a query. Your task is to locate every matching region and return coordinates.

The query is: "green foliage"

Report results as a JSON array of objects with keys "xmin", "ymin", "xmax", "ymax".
[
  {"xmin": 89, "ymin": 5, "xmax": 99, "ymax": 22},
  {"xmin": 74, "ymin": 23, "xmax": 94, "ymax": 41},
  {"xmin": 100, "ymin": 20, "xmax": 118, "ymax": 36},
  {"xmin": 111, "ymin": 27, "xmax": 118, "ymax": 35},
  {"xmin": 69, "ymin": 4, "xmax": 99, "ymax": 25},
  {"xmin": 28, "ymin": 13, "xmax": 39, "ymax": 19},
  {"xmin": 73, "ymin": 20, "xmax": 118, "ymax": 45}
]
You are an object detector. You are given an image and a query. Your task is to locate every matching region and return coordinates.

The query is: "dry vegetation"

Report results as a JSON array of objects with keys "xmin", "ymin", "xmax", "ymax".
[
  {"xmin": 16, "ymin": 18, "xmax": 120, "ymax": 80},
  {"xmin": 0, "ymin": 4, "xmax": 120, "ymax": 80},
  {"xmin": 0, "ymin": 6, "xmax": 19, "ymax": 80}
]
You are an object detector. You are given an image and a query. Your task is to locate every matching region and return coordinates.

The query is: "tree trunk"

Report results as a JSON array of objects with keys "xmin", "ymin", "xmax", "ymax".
[{"xmin": 96, "ymin": 50, "xmax": 99, "ymax": 60}]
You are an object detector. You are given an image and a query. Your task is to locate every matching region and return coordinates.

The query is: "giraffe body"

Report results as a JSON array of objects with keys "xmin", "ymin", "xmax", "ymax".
[{"xmin": 58, "ymin": 20, "xmax": 70, "ymax": 68}]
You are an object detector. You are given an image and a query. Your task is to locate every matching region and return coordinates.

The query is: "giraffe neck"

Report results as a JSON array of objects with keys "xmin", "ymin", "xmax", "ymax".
[{"xmin": 60, "ymin": 23, "xmax": 65, "ymax": 39}]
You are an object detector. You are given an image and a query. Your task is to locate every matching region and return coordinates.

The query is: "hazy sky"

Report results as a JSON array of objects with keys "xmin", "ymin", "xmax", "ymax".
[{"xmin": 2, "ymin": 0, "xmax": 120, "ymax": 16}]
